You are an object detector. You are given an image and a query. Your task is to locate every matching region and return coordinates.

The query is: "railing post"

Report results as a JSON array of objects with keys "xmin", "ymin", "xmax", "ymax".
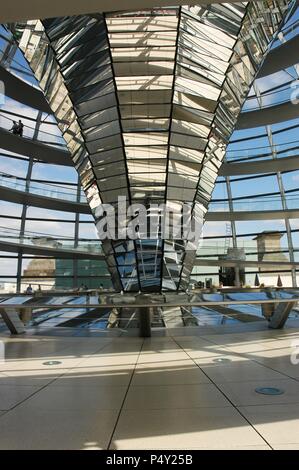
[{"xmin": 138, "ymin": 306, "xmax": 151, "ymax": 338}]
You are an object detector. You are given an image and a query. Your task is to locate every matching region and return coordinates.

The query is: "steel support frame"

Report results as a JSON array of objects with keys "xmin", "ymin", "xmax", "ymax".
[
  {"xmin": 16, "ymin": 110, "xmax": 43, "ymax": 292},
  {"xmin": 252, "ymin": 81, "xmax": 296, "ymax": 287}
]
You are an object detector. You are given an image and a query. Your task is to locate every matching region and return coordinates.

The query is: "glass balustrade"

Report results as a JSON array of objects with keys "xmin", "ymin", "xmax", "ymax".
[
  {"xmin": 209, "ymin": 199, "xmax": 285, "ymax": 212},
  {"xmin": 226, "ymin": 140, "xmax": 299, "ymax": 162},
  {"xmin": 3, "ymin": 173, "xmax": 299, "ymax": 211},
  {"xmin": 0, "ymin": 175, "xmax": 86, "ymax": 203},
  {"xmin": 0, "ymin": 224, "xmax": 292, "ymax": 261},
  {"xmin": 0, "ymin": 226, "xmax": 102, "ymax": 254},
  {"xmin": 243, "ymin": 87, "xmax": 292, "ymax": 111},
  {"xmin": 196, "ymin": 239, "xmax": 291, "ymax": 261},
  {"xmin": 0, "ymin": 112, "xmax": 67, "ymax": 149}
]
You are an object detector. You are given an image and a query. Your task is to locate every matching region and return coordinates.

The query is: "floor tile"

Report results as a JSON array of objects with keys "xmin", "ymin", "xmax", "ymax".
[
  {"xmin": 111, "ymin": 408, "xmax": 266, "ymax": 449},
  {"xmin": 124, "ymin": 383, "xmax": 230, "ymax": 410},
  {"xmin": 272, "ymin": 444, "xmax": 299, "ymax": 449},
  {"xmin": 0, "ymin": 370, "xmax": 63, "ymax": 387},
  {"xmin": 238, "ymin": 403, "xmax": 299, "ymax": 445},
  {"xmin": 201, "ymin": 361, "xmax": 286, "ymax": 383},
  {"xmin": 20, "ymin": 384, "xmax": 127, "ymax": 411},
  {"xmin": 193, "ymin": 354, "xmax": 249, "ymax": 367},
  {"xmin": 137, "ymin": 352, "xmax": 189, "ymax": 364},
  {"xmin": 253, "ymin": 357, "xmax": 299, "ymax": 379},
  {"xmin": 54, "ymin": 365, "xmax": 133, "ymax": 387},
  {"xmin": 132, "ymin": 360, "xmax": 211, "ymax": 386},
  {"xmin": 0, "ymin": 408, "xmax": 117, "ymax": 450},
  {"xmin": 81, "ymin": 353, "xmax": 139, "ymax": 367},
  {"xmin": 0, "ymin": 356, "xmax": 83, "ymax": 372},
  {"xmin": 218, "ymin": 378, "xmax": 299, "ymax": 406},
  {"xmin": 1, "ymin": 323, "xmax": 299, "ymax": 450},
  {"xmin": 0, "ymin": 384, "xmax": 42, "ymax": 410}
]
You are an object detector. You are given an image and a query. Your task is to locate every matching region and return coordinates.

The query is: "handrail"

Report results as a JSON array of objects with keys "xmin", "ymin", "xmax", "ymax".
[
  {"xmin": 242, "ymin": 95, "xmax": 292, "ymax": 112},
  {"xmin": 0, "ymin": 173, "xmax": 86, "ymax": 203},
  {"xmin": 0, "ymin": 225, "xmax": 96, "ymax": 242},
  {"xmin": 1, "ymin": 225, "xmax": 297, "ymax": 260},
  {"xmin": 0, "ymin": 108, "xmax": 56, "ymax": 126},
  {"xmin": 228, "ymin": 139, "xmax": 299, "ymax": 153},
  {"xmin": 212, "ymin": 187, "xmax": 299, "ymax": 202},
  {"xmin": 226, "ymin": 140, "xmax": 299, "ymax": 163},
  {"xmin": 208, "ymin": 198, "xmax": 299, "ymax": 211},
  {"xmin": 0, "ymin": 112, "xmax": 67, "ymax": 148},
  {"xmin": 0, "ymin": 171, "xmax": 79, "ymax": 190},
  {"xmin": 1, "ymin": 289, "xmax": 299, "ymax": 309}
]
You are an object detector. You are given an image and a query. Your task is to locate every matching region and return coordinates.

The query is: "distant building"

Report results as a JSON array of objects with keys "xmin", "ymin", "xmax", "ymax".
[
  {"xmin": 253, "ymin": 231, "xmax": 291, "ymax": 286},
  {"xmin": 22, "ymin": 259, "xmax": 55, "ymax": 290}
]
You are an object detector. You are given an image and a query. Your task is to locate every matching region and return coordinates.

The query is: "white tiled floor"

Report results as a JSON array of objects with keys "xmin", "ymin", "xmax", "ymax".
[
  {"xmin": 132, "ymin": 360, "xmax": 210, "ymax": 386},
  {"xmin": 111, "ymin": 407, "xmax": 268, "ymax": 450},
  {"xmin": 218, "ymin": 378, "xmax": 299, "ymax": 407},
  {"xmin": 0, "ymin": 408, "xmax": 118, "ymax": 450},
  {"xmin": 1, "ymin": 322, "xmax": 299, "ymax": 449},
  {"xmin": 0, "ymin": 384, "xmax": 41, "ymax": 410}
]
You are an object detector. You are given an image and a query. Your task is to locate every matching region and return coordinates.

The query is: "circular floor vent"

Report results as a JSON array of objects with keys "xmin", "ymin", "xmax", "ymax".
[{"xmin": 255, "ymin": 387, "xmax": 284, "ymax": 395}]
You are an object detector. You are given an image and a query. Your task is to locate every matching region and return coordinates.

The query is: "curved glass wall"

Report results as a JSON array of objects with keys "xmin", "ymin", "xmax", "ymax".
[
  {"xmin": 0, "ymin": 25, "xmax": 112, "ymax": 293},
  {"xmin": 191, "ymin": 5, "xmax": 299, "ymax": 289}
]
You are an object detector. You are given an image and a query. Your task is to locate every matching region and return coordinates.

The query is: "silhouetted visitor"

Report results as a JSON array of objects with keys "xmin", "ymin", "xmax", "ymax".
[
  {"xmin": 10, "ymin": 120, "xmax": 19, "ymax": 135},
  {"xmin": 35, "ymin": 284, "xmax": 43, "ymax": 297},
  {"xmin": 25, "ymin": 284, "xmax": 33, "ymax": 294},
  {"xmin": 17, "ymin": 120, "xmax": 24, "ymax": 137}
]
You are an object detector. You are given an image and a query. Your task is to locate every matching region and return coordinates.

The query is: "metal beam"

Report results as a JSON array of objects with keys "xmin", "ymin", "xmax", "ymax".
[
  {"xmin": 219, "ymin": 154, "xmax": 299, "ymax": 176},
  {"xmin": 0, "ymin": 240, "xmax": 104, "ymax": 259},
  {"xmin": 206, "ymin": 208, "xmax": 299, "ymax": 221},
  {"xmin": 1, "ymin": 1, "xmax": 257, "ymax": 23},
  {"xmin": 257, "ymin": 34, "xmax": 299, "ymax": 79},
  {"xmin": 194, "ymin": 258, "xmax": 299, "ymax": 269},
  {"xmin": 0, "ymin": 297, "xmax": 298, "ymax": 310},
  {"xmin": 0, "ymin": 307, "xmax": 26, "ymax": 334},
  {"xmin": 268, "ymin": 301, "xmax": 296, "ymax": 328},
  {"xmin": 0, "ymin": 128, "xmax": 72, "ymax": 166},
  {"xmin": 236, "ymin": 100, "xmax": 299, "ymax": 130},
  {"xmin": 0, "ymin": 66, "xmax": 51, "ymax": 113},
  {"xmin": 0, "ymin": 185, "xmax": 90, "ymax": 214}
]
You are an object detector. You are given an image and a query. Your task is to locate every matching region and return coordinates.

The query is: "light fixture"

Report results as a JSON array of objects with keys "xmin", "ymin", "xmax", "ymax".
[
  {"xmin": 255, "ymin": 387, "xmax": 284, "ymax": 395},
  {"xmin": 213, "ymin": 358, "xmax": 231, "ymax": 363},
  {"xmin": 43, "ymin": 361, "xmax": 62, "ymax": 366}
]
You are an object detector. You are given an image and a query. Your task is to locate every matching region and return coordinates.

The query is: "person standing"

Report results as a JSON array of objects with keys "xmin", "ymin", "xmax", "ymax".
[
  {"xmin": 25, "ymin": 284, "xmax": 33, "ymax": 294},
  {"xmin": 17, "ymin": 120, "xmax": 24, "ymax": 137},
  {"xmin": 10, "ymin": 120, "xmax": 19, "ymax": 135}
]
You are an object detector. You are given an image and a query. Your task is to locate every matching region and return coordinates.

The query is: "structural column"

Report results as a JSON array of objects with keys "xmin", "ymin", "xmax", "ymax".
[{"xmin": 138, "ymin": 307, "xmax": 152, "ymax": 338}]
